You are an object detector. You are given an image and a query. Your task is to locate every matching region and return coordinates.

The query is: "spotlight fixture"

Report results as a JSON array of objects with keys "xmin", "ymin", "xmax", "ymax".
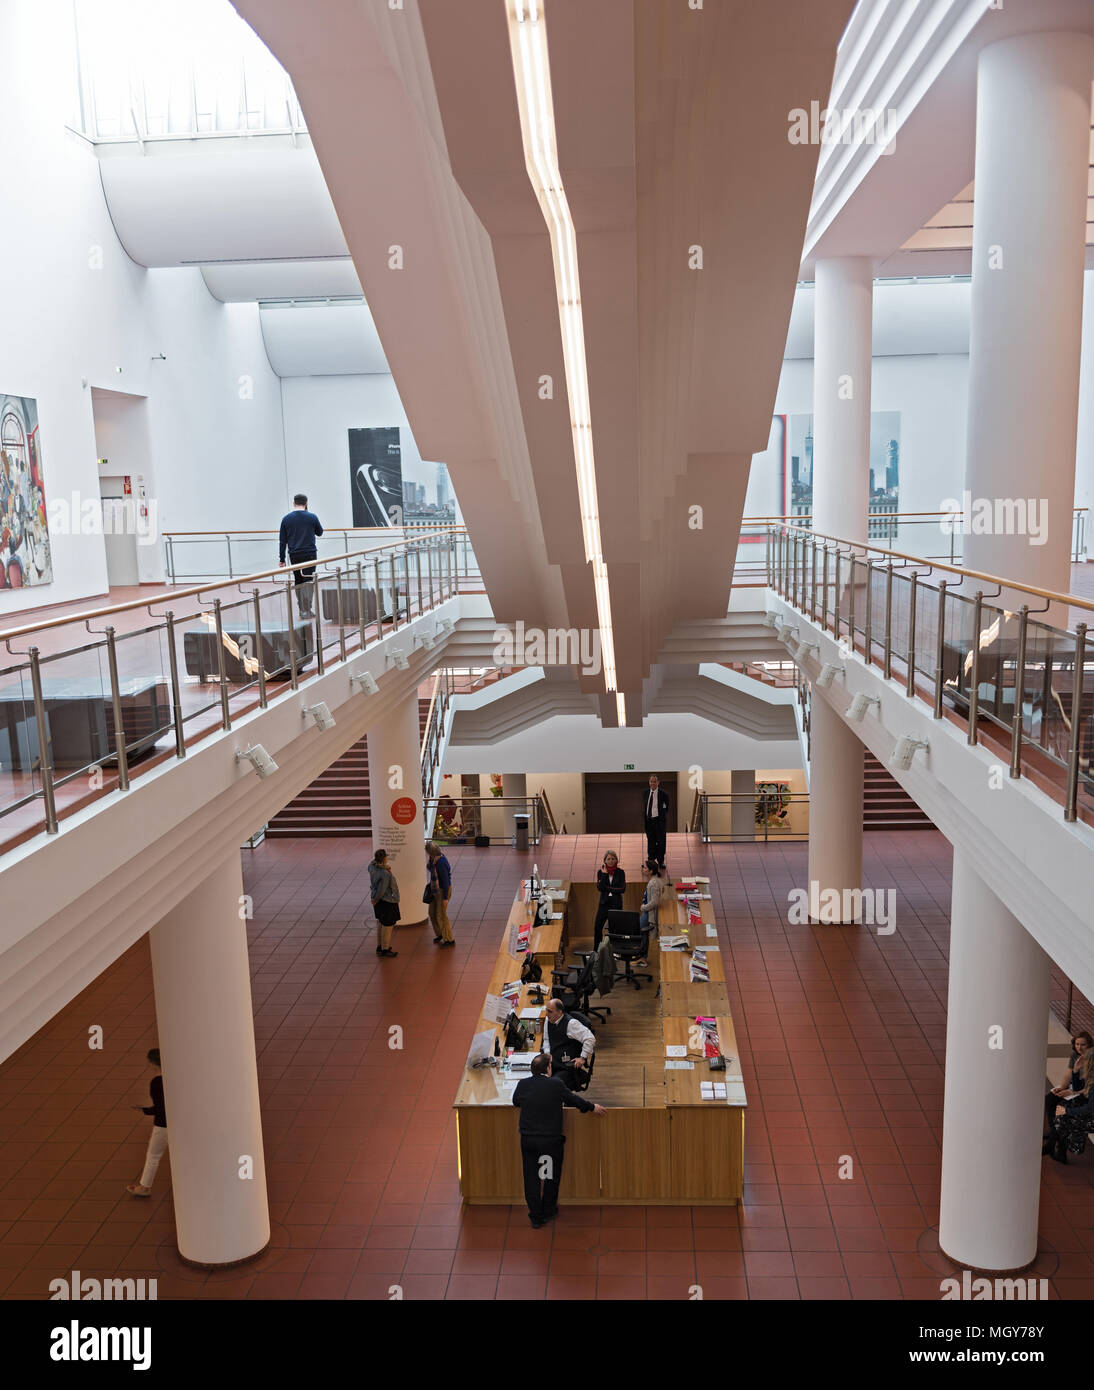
[
  {"xmin": 761, "ymin": 612, "xmax": 778, "ymax": 628},
  {"xmin": 302, "ymin": 702, "xmax": 335, "ymax": 732},
  {"xmin": 236, "ymin": 744, "xmax": 278, "ymax": 780},
  {"xmin": 817, "ymin": 662, "xmax": 844, "ymax": 688},
  {"xmin": 350, "ymin": 671, "xmax": 379, "ymax": 696},
  {"xmin": 846, "ymin": 692, "xmax": 881, "ymax": 723},
  {"xmin": 439, "ymin": 618, "xmax": 455, "ymax": 636},
  {"xmin": 890, "ymin": 735, "xmax": 929, "ymax": 771},
  {"xmin": 418, "ymin": 632, "xmax": 436, "ymax": 651},
  {"xmin": 776, "ymin": 622, "xmax": 798, "ymax": 644},
  {"xmin": 796, "ymin": 642, "xmax": 819, "ymax": 661},
  {"xmin": 390, "ymin": 648, "xmax": 409, "ymax": 671}
]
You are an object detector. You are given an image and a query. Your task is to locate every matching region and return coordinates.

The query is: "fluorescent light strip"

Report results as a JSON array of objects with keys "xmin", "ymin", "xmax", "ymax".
[
  {"xmin": 615, "ymin": 692, "xmax": 627, "ymax": 726},
  {"xmin": 508, "ymin": 0, "xmax": 619, "ymax": 697}
]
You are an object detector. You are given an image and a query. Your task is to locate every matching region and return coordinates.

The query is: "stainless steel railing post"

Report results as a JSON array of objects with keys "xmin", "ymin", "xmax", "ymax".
[
  {"xmin": 1064, "ymin": 622, "xmax": 1087, "ymax": 823},
  {"xmin": 253, "ymin": 590, "xmax": 268, "ymax": 709},
  {"xmin": 336, "ymin": 567, "xmax": 347, "ymax": 663},
  {"xmin": 968, "ymin": 592, "xmax": 984, "ymax": 747},
  {"xmin": 285, "ymin": 582, "xmax": 299, "ymax": 692},
  {"xmin": 212, "ymin": 601, "xmax": 231, "ymax": 731},
  {"xmin": 883, "ymin": 562, "xmax": 894, "ymax": 679},
  {"xmin": 934, "ymin": 579, "xmax": 947, "ymax": 718},
  {"xmin": 29, "ymin": 646, "xmax": 58, "ymax": 833},
  {"xmin": 864, "ymin": 561, "xmax": 875, "ymax": 663},
  {"xmin": 165, "ymin": 612, "xmax": 187, "ymax": 754},
  {"xmin": 105, "ymin": 626, "xmax": 132, "ymax": 786},
  {"xmin": 389, "ymin": 555, "xmax": 399, "ymax": 631},
  {"xmin": 1009, "ymin": 605, "xmax": 1029, "ymax": 780},
  {"xmin": 906, "ymin": 572, "xmax": 918, "ymax": 698}
]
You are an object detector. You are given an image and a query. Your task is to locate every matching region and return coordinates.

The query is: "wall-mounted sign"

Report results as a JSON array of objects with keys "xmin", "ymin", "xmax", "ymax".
[
  {"xmin": 390, "ymin": 796, "xmax": 416, "ymax": 825},
  {"xmin": 122, "ymin": 476, "xmax": 132, "ymax": 496},
  {"xmin": 624, "ymin": 763, "xmax": 635, "ymax": 771}
]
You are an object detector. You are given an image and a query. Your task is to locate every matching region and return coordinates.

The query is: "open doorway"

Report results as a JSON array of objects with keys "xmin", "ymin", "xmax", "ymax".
[{"xmin": 90, "ymin": 387, "xmax": 150, "ymax": 590}]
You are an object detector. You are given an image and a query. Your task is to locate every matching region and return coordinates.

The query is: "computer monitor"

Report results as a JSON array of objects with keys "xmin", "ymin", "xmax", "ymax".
[
  {"xmin": 607, "ymin": 909, "xmax": 642, "ymax": 937},
  {"xmin": 504, "ymin": 1011, "xmax": 527, "ymax": 1053}
]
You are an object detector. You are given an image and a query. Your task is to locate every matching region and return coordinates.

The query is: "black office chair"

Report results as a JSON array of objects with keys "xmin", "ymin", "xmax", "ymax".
[
  {"xmin": 607, "ymin": 909, "xmax": 652, "ymax": 989},
  {"xmin": 551, "ymin": 952, "xmax": 611, "ymax": 1024}
]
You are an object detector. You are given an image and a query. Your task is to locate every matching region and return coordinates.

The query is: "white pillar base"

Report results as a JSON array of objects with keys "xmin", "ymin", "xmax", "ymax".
[
  {"xmin": 806, "ymin": 697, "xmax": 863, "ymax": 922},
  {"xmin": 368, "ymin": 695, "xmax": 428, "ymax": 925}
]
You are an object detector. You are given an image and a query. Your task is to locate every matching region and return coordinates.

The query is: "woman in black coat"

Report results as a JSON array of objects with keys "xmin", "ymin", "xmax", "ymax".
[{"xmin": 593, "ymin": 851, "xmax": 626, "ymax": 949}]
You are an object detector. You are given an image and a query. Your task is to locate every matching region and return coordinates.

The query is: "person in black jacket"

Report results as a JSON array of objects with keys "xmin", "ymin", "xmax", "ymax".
[
  {"xmin": 1044, "ymin": 1031, "xmax": 1093, "ymax": 1134},
  {"xmin": 278, "ymin": 493, "xmax": 324, "ymax": 617},
  {"xmin": 126, "ymin": 1048, "xmax": 166, "ymax": 1197},
  {"xmin": 642, "ymin": 774, "xmax": 670, "ymax": 867},
  {"xmin": 513, "ymin": 1052, "xmax": 605, "ymax": 1226},
  {"xmin": 593, "ymin": 851, "xmax": 625, "ymax": 949},
  {"xmin": 1045, "ymin": 1050, "xmax": 1094, "ymax": 1163}
]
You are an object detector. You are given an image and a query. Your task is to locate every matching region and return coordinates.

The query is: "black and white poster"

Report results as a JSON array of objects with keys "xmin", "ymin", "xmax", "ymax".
[{"xmin": 349, "ymin": 427, "xmax": 402, "ymax": 527}]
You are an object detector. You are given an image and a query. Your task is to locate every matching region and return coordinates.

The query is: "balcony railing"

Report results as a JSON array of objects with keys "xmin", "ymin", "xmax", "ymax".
[
  {"xmin": 693, "ymin": 790, "xmax": 811, "ymax": 844},
  {"xmin": 422, "ymin": 793, "xmax": 546, "ymax": 847},
  {"xmin": 769, "ymin": 522, "xmax": 1094, "ymax": 828},
  {"xmin": 0, "ymin": 530, "xmax": 463, "ymax": 847}
]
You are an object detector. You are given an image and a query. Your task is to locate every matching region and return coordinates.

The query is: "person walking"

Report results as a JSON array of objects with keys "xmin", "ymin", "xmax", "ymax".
[
  {"xmin": 512, "ymin": 1052, "xmax": 605, "ymax": 1227},
  {"xmin": 642, "ymin": 773, "xmax": 670, "ymax": 868},
  {"xmin": 126, "ymin": 1048, "xmax": 166, "ymax": 1198},
  {"xmin": 426, "ymin": 840, "xmax": 455, "ymax": 947},
  {"xmin": 368, "ymin": 848, "xmax": 401, "ymax": 958},
  {"xmin": 278, "ymin": 493, "xmax": 324, "ymax": 617}
]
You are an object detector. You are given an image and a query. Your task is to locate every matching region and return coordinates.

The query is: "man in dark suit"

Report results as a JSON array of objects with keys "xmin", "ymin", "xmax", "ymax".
[
  {"xmin": 512, "ymin": 1053, "xmax": 605, "ymax": 1226},
  {"xmin": 643, "ymin": 774, "xmax": 670, "ymax": 867}
]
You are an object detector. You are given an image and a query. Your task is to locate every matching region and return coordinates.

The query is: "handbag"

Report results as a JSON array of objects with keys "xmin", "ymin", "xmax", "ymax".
[
  {"xmin": 422, "ymin": 884, "xmax": 434, "ymax": 904},
  {"xmin": 520, "ymin": 955, "xmax": 542, "ymax": 984}
]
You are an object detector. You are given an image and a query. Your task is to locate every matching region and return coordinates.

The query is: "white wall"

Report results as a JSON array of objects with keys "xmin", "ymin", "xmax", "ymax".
[
  {"xmin": 0, "ymin": 0, "xmax": 285, "ymax": 616},
  {"xmin": 280, "ymin": 374, "xmax": 455, "ymax": 526}
]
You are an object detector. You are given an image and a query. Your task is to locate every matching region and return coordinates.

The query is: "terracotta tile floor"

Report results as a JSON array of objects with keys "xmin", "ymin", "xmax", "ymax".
[{"xmin": 2, "ymin": 830, "xmax": 1092, "ymax": 1301}]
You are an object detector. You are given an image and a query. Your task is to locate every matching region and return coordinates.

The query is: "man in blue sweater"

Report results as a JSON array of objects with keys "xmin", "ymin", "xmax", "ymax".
[{"xmin": 279, "ymin": 493, "xmax": 324, "ymax": 616}]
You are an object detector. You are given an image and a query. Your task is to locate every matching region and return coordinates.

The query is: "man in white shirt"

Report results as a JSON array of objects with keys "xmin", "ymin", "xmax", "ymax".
[
  {"xmin": 643, "ymin": 773, "xmax": 670, "ymax": 867},
  {"xmin": 543, "ymin": 998, "xmax": 596, "ymax": 1091}
]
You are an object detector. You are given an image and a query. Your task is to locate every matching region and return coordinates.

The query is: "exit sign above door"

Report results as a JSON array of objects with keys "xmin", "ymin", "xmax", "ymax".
[{"xmin": 623, "ymin": 763, "xmax": 635, "ymax": 770}]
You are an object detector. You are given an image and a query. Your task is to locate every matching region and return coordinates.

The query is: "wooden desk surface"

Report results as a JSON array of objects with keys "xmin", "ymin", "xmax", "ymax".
[
  {"xmin": 661, "ymin": 1016, "xmax": 746, "ymax": 1107},
  {"xmin": 659, "ymin": 944, "xmax": 725, "ymax": 983}
]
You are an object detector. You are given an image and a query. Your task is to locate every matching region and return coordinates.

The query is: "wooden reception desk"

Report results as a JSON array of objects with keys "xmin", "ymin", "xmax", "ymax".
[{"xmin": 453, "ymin": 877, "xmax": 746, "ymax": 1205}]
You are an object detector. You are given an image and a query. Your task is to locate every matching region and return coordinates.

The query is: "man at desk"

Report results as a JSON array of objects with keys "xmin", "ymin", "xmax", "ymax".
[
  {"xmin": 513, "ymin": 1053, "xmax": 605, "ymax": 1227},
  {"xmin": 542, "ymin": 998, "xmax": 596, "ymax": 1090}
]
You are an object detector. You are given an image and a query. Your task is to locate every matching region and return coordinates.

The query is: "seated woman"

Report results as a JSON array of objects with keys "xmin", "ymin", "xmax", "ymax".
[
  {"xmin": 1045, "ymin": 1050, "xmax": 1094, "ymax": 1163},
  {"xmin": 593, "ymin": 851, "xmax": 625, "ymax": 949},
  {"xmin": 1045, "ymin": 1031, "xmax": 1093, "ymax": 1133}
]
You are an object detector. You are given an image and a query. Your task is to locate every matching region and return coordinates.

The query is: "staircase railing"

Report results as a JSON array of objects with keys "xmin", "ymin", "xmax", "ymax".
[
  {"xmin": 768, "ymin": 522, "xmax": 1094, "ymax": 826},
  {"xmin": 420, "ymin": 668, "xmax": 454, "ymax": 801},
  {"xmin": 537, "ymin": 786, "xmax": 558, "ymax": 835}
]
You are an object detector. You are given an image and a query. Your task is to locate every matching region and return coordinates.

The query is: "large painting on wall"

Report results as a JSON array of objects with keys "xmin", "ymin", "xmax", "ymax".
[
  {"xmin": 349, "ymin": 426, "xmax": 402, "ymax": 527},
  {"xmin": 0, "ymin": 395, "xmax": 52, "ymax": 589}
]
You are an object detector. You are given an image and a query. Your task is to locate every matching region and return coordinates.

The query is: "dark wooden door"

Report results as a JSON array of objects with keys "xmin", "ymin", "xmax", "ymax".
[{"xmin": 584, "ymin": 774, "xmax": 676, "ymax": 834}]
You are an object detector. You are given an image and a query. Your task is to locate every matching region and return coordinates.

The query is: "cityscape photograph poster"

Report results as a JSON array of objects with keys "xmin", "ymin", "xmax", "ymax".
[
  {"xmin": 0, "ymin": 394, "xmax": 53, "ymax": 588},
  {"xmin": 349, "ymin": 426, "xmax": 402, "ymax": 527},
  {"xmin": 786, "ymin": 411, "xmax": 901, "ymax": 517}
]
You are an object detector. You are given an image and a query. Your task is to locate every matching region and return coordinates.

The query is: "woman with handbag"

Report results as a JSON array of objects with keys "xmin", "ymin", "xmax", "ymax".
[{"xmin": 368, "ymin": 848, "xmax": 401, "ymax": 958}]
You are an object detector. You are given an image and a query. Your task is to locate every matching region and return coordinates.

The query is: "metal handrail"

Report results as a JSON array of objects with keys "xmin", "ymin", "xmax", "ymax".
[
  {"xmin": 537, "ymin": 786, "xmax": 558, "ymax": 835},
  {"xmin": 768, "ymin": 522, "xmax": 1094, "ymax": 826},
  {"xmin": 695, "ymin": 790, "xmax": 810, "ymax": 844}
]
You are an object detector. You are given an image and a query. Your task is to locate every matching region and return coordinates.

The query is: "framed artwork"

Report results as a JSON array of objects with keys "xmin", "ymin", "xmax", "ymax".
[{"xmin": 0, "ymin": 395, "xmax": 52, "ymax": 589}]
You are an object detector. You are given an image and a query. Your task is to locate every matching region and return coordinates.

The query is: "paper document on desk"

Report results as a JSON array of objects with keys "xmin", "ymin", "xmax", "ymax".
[
  {"xmin": 484, "ymin": 993, "xmax": 510, "ymax": 1025},
  {"xmin": 466, "ymin": 1029, "xmax": 496, "ymax": 1070},
  {"xmin": 550, "ymin": 912, "xmax": 564, "ymax": 921},
  {"xmin": 660, "ymin": 935, "xmax": 688, "ymax": 950},
  {"xmin": 706, "ymin": 925, "xmax": 718, "ymax": 938},
  {"xmin": 665, "ymin": 1044, "xmax": 687, "ymax": 1058},
  {"xmin": 665, "ymin": 1060, "xmax": 695, "ymax": 1071},
  {"xmin": 519, "ymin": 1007, "xmax": 545, "ymax": 1021}
]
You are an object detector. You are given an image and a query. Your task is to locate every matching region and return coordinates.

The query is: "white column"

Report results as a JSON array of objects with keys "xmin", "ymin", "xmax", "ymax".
[
  {"xmin": 963, "ymin": 31, "xmax": 1094, "ymax": 594},
  {"xmin": 502, "ymin": 772, "xmax": 527, "ymax": 843},
  {"xmin": 148, "ymin": 853, "xmax": 269, "ymax": 1267},
  {"xmin": 730, "ymin": 769, "xmax": 755, "ymax": 841},
  {"xmin": 367, "ymin": 695, "xmax": 428, "ymax": 925},
  {"xmin": 812, "ymin": 256, "xmax": 873, "ymax": 545},
  {"xmin": 939, "ymin": 849, "xmax": 1050, "ymax": 1271},
  {"xmin": 806, "ymin": 698, "xmax": 863, "ymax": 920},
  {"xmin": 806, "ymin": 259, "xmax": 871, "ymax": 916},
  {"xmin": 1075, "ymin": 269, "xmax": 1094, "ymax": 555}
]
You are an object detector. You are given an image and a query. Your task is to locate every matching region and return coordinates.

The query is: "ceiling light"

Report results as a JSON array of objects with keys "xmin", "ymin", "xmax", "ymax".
[
  {"xmin": 506, "ymin": 0, "xmax": 618, "ymax": 698},
  {"xmin": 236, "ymin": 745, "xmax": 278, "ymax": 780},
  {"xmin": 616, "ymin": 692, "xmax": 627, "ymax": 726},
  {"xmin": 846, "ymin": 693, "xmax": 880, "ymax": 723},
  {"xmin": 350, "ymin": 671, "xmax": 379, "ymax": 695},
  {"xmin": 302, "ymin": 702, "xmax": 335, "ymax": 732},
  {"xmin": 890, "ymin": 735, "xmax": 929, "ymax": 771},
  {"xmin": 817, "ymin": 662, "xmax": 844, "ymax": 687}
]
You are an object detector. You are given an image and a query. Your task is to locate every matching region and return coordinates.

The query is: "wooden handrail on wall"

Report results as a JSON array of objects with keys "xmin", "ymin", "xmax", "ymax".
[{"xmin": 537, "ymin": 787, "xmax": 558, "ymax": 835}]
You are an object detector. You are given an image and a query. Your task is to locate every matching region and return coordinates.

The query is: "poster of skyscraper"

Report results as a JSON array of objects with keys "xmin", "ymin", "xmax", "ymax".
[
  {"xmin": 0, "ymin": 394, "xmax": 52, "ymax": 588},
  {"xmin": 349, "ymin": 427, "xmax": 402, "ymax": 527},
  {"xmin": 785, "ymin": 411, "xmax": 900, "ymax": 518}
]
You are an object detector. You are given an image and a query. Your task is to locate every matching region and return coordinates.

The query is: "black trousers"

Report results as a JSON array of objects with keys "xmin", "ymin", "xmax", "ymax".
[
  {"xmin": 290, "ymin": 554, "xmax": 317, "ymax": 614},
  {"xmin": 644, "ymin": 819, "xmax": 667, "ymax": 865},
  {"xmin": 520, "ymin": 1134, "xmax": 564, "ymax": 1221},
  {"xmin": 593, "ymin": 896, "xmax": 621, "ymax": 948}
]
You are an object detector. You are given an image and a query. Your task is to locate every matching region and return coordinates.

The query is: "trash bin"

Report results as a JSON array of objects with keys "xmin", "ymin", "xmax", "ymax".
[{"xmin": 513, "ymin": 813, "xmax": 530, "ymax": 852}]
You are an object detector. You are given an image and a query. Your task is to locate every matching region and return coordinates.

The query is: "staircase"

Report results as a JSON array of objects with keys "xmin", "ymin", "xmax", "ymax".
[
  {"xmin": 266, "ymin": 696, "xmax": 433, "ymax": 838},
  {"xmin": 863, "ymin": 751, "xmax": 933, "ymax": 830}
]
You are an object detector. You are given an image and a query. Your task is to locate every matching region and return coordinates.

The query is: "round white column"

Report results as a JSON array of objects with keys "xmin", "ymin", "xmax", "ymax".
[
  {"xmin": 812, "ymin": 256, "xmax": 873, "ymax": 544},
  {"xmin": 1075, "ymin": 269, "xmax": 1094, "ymax": 552},
  {"xmin": 148, "ymin": 853, "xmax": 269, "ymax": 1267},
  {"xmin": 367, "ymin": 695, "xmax": 427, "ymax": 925},
  {"xmin": 939, "ymin": 849, "xmax": 1050, "ymax": 1271},
  {"xmin": 963, "ymin": 31, "xmax": 1094, "ymax": 594},
  {"xmin": 805, "ymin": 697, "xmax": 863, "ymax": 920}
]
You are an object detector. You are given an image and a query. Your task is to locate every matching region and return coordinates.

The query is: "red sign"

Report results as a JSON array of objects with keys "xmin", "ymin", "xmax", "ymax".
[
  {"xmin": 390, "ymin": 797, "xmax": 416, "ymax": 825},
  {"xmin": 122, "ymin": 476, "xmax": 132, "ymax": 496}
]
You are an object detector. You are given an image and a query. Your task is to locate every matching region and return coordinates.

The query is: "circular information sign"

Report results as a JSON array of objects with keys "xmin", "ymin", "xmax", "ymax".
[{"xmin": 390, "ymin": 796, "xmax": 417, "ymax": 825}]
